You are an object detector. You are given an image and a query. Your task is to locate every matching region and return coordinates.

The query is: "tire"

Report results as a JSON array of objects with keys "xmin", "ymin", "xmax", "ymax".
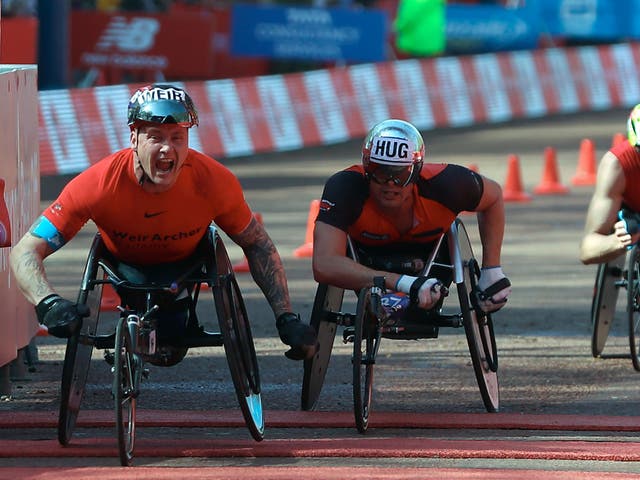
[
  {"xmin": 57, "ymin": 272, "xmax": 104, "ymax": 446},
  {"xmin": 352, "ymin": 288, "xmax": 376, "ymax": 434},
  {"xmin": 591, "ymin": 256, "xmax": 624, "ymax": 358},
  {"xmin": 627, "ymin": 246, "xmax": 640, "ymax": 371},
  {"xmin": 212, "ymin": 234, "xmax": 264, "ymax": 441},
  {"xmin": 301, "ymin": 283, "xmax": 344, "ymax": 411},
  {"xmin": 455, "ymin": 219, "xmax": 500, "ymax": 413},
  {"xmin": 114, "ymin": 316, "xmax": 137, "ymax": 467}
]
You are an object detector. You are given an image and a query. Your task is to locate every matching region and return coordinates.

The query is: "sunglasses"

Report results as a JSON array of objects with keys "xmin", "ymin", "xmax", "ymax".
[{"xmin": 365, "ymin": 163, "xmax": 414, "ymax": 187}]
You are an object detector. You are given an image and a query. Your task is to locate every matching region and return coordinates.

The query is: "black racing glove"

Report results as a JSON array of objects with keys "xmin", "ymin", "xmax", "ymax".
[
  {"xmin": 276, "ymin": 312, "xmax": 319, "ymax": 361},
  {"xmin": 35, "ymin": 294, "xmax": 90, "ymax": 338}
]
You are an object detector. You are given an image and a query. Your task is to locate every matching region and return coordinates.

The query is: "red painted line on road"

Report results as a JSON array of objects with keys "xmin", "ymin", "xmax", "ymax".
[
  {"xmin": 1, "ymin": 437, "xmax": 640, "ymax": 462},
  {"xmin": 1, "ymin": 410, "xmax": 640, "ymax": 431},
  {"xmin": 2, "ymin": 466, "xmax": 639, "ymax": 480}
]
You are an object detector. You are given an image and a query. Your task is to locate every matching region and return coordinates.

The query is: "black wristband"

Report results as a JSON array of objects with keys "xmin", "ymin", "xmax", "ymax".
[
  {"xmin": 35, "ymin": 294, "xmax": 63, "ymax": 323},
  {"xmin": 409, "ymin": 277, "xmax": 430, "ymax": 306}
]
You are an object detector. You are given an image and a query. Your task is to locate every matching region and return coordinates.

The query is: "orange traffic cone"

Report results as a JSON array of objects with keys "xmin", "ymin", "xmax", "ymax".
[
  {"xmin": 100, "ymin": 283, "xmax": 121, "ymax": 311},
  {"xmin": 611, "ymin": 132, "xmax": 625, "ymax": 148},
  {"xmin": 533, "ymin": 147, "xmax": 569, "ymax": 195},
  {"xmin": 502, "ymin": 154, "xmax": 531, "ymax": 202},
  {"xmin": 233, "ymin": 212, "xmax": 263, "ymax": 273},
  {"xmin": 293, "ymin": 199, "xmax": 320, "ymax": 258},
  {"xmin": 571, "ymin": 138, "xmax": 597, "ymax": 186}
]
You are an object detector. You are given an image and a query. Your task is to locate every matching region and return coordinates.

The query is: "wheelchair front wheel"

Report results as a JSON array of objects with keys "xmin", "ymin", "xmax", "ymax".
[
  {"xmin": 455, "ymin": 220, "xmax": 499, "ymax": 413},
  {"xmin": 591, "ymin": 256, "xmax": 624, "ymax": 358},
  {"xmin": 627, "ymin": 246, "xmax": 640, "ymax": 371},
  {"xmin": 114, "ymin": 316, "xmax": 138, "ymax": 467},
  {"xmin": 301, "ymin": 283, "xmax": 344, "ymax": 411}
]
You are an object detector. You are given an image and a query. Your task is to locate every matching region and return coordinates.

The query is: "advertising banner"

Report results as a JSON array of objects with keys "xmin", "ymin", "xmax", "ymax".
[
  {"xmin": 445, "ymin": 3, "xmax": 540, "ymax": 54},
  {"xmin": 230, "ymin": 4, "xmax": 387, "ymax": 63},
  {"xmin": 70, "ymin": 10, "xmax": 215, "ymax": 79}
]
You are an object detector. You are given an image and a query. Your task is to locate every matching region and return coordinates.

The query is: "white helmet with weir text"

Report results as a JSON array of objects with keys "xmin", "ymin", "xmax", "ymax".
[
  {"xmin": 627, "ymin": 104, "xmax": 640, "ymax": 148},
  {"xmin": 127, "ymin": 84, "xmax": 198, "ymax": 129},
  {"xmin": 362, "ymin": 119, "xmax": 425, "ymax": 187}
]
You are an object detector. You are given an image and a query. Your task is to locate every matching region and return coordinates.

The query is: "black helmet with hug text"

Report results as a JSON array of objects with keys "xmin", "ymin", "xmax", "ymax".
[
  {"xmin": 127, "ymin": 84, "xmax": 198, "ymax": 128},
  {"xmin": 362, "ymin": 119, "xmax": 425, "ymax": 187}
]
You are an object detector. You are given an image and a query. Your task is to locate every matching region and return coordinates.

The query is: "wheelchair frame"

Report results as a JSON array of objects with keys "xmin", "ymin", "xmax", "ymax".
[
  {"xmin": 591, "ymin": 245, "xmax": 640, "ymax": 371},
  {"xmin": 301, "ymin": 218, "xmax": 499, "ymax": 433},
  {"xmin": 56, "ymin": 226, "xmax": 263, "ymax": 466}
]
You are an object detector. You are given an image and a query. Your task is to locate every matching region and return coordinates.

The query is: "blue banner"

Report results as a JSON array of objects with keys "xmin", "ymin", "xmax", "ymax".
[
  {"xmin": 445, "ymin": 4, "xmax": 541, "ymax": 54},
  {"xmin": 230, "ymin": 4, "xmax": 386, "ymax": 63},
  {"xmin": 541, "ymin": 0, "xmax": 622, "ymax": 40}
]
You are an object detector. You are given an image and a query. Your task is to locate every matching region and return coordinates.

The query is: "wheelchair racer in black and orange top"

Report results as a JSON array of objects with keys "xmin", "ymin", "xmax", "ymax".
[
  {"xmin": 10, "ymin": 83, "xmax": 318, "ymax": 361},
  {"xmin": 312, "ymin": 119, "xmax": 511, "ymax": 319}
]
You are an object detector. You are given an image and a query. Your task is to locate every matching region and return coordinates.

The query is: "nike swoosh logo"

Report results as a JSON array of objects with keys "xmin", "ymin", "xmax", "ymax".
[{"xmin": 144, "ymin": 211, "xmax": 166, "ymax": 218}]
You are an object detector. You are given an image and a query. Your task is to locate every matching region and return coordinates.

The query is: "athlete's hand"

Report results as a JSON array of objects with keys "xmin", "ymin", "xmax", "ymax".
[
  {"xmin": 396, "ymin": 275, "xmax": 448, "ymax": 310},
  {"xmin": 476, "ymin": 266, "xmax": 511, "ymax": 313},
  {"xmin": 35, "ymin": 294, "xmax": 90, "ymax": 338},
  {"xmin": 615, "ymin": 209, "xmax": 640, "ymax": 250}
]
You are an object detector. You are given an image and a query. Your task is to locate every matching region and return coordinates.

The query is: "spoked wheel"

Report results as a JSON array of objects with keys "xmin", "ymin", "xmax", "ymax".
[
  {"xmin": 454, "ymin": 219, "xmax": 499, "ymax": 413},
  {"xmin": 301, "ymin": 283, "xmax": 344, "ymax": 411},
  {"xmin": 591, "ymin": 255, "xmax": 624, "ymax": 358},
  {"xmin": 114, "ymin": 316, "xmax": 138, "ymax": 467},
  {"xmin": 212, "ymin": 234, "xmax": 264, "ymax": 441},
  {"xmin": 58, "ymin": 272, "xmax": 104, "ymax": 446},
  {"xmin": 627, "ymin": 246, "xmax": 640, "ymax": 371},
  {"xmin": 352, "ymin": 288, "xmax": 378, "ymax": 434}
]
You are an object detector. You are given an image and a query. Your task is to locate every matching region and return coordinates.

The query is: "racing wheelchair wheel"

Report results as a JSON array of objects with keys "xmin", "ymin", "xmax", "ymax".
[
  {"xmin": 627, "ymin": 246, "xmax": 640, "ymax": 371},
  {"xmin": 211, "ymin": 231, "xmax": 264, "ymax": 441},
  {"xmin": 352, "ymin": 287, "xmax": 380, "ymax": 434},
  {"xmin": 453, "ymin": 219, "xmax": 499, "ymax": 412},
  {"xmin": 301, "ymin": 283, "xmax": 344, "ymax": 411},
  {"xmin": 58, "ymin": 235, "xmax": 106, "ymax": 446},
  {"xmin": 114, "ymin": 316, "xmax": 139, "ymax": 466},
  {"xmin": 591, "ymin": 255, "xmax": 625, "ymax": 358}
]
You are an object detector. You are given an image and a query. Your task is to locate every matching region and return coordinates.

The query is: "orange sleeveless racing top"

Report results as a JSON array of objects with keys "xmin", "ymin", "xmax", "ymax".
[
  {"xmin": 610, "ymin": 141, "xmax": 640, "ymax": 212},
  {"xmin": 42, "ymin": 148, "xmax": 253, "ymax": 265}
]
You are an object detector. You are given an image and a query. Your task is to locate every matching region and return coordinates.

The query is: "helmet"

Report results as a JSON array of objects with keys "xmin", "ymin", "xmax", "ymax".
[
  {"xmin": 628, "ymin": 104, "xmax": 640, "ymax": 148},
  {"xmin": 127, "ymin": 84, "xmax": 198, "ymax": 128},
  {"xmin": 362, "ymin": 119, "xmax": 425, "ymax": 187}
]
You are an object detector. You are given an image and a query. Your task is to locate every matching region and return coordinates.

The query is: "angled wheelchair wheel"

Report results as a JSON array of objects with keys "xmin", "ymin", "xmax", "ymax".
[
  {"xmin": 627, "ymin": 246, "xmax": 640, "ymax": 371},
  {"xmin": 352, "ymin": 288, "xmax": 377, "ymax": 434},
  {"xmin": 301, "ymin": 283, "xmax": 344, "ymax": 411},
  {"xmin": 211, "ymin": 232, "xmax": 264, "ymax": 441},
  {"xmin": 591, "ymin": 255, "xmax": 624, "ymax": 358},
  {"xmin": 58, "ymin": 235, "xmax": 105, "ymax": 446},
  {"xmin": 114, "ymin": 316, "xmax": 138, "ymax": 467},
  {"xmin": 453, "ymin": 219, "xmax": 499, "ymax": 413}
]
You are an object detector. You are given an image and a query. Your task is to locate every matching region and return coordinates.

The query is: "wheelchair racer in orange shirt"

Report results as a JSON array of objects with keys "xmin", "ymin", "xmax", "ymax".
[{"xmin": 10, "ymin": 83, "xmax": 318, "ymax": 361}]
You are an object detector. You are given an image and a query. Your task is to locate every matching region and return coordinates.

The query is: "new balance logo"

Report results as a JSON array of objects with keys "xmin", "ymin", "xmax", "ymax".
[{"xmin": 96, "ymin": 16, "xmax": 160, "ymax": 53}]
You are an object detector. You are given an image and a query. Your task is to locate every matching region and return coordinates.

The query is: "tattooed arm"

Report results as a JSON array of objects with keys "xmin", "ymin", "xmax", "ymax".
[
  {"xmin": 9, "ymin": 232, "xmax": 57, "ymax": 305},
  {"xmin": 228, "ymin": 215, "xmax": 292, "ymax": 318}
]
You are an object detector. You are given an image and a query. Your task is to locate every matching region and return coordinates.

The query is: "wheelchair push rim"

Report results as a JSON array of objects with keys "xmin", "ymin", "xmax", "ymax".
[{"xmin": 627, "ymin": 246, "xmax": 640, "ymax": 372}]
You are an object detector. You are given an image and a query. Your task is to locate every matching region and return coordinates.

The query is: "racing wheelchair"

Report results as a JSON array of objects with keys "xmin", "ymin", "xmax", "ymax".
[
  {"xmin": 56, "ymin": 226, "xmax": 263, "ymax": 466},
  {"xmin": 591, "ymin": 209, "xmax": 640, "ymax": 371},
  {"xmin": 301, "ymin": 218, "xmax": 499, "ymax": 433}
]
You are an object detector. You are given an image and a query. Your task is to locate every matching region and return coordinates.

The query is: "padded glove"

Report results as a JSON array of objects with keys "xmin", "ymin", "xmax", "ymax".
[
  {"xmin": 276, "ymin": 312, "xmax": 319, "ymax": 361},
  {"xmin": 476, "ymin": 266, "xmax": 511, "ymax": 313},
  {"xmin": 35, "ymin": 294, "xmax": 90, "ymax": 338},
  {"xmin": 396, "ymin": 275, "xmax": 447, "ymax": 310}
]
